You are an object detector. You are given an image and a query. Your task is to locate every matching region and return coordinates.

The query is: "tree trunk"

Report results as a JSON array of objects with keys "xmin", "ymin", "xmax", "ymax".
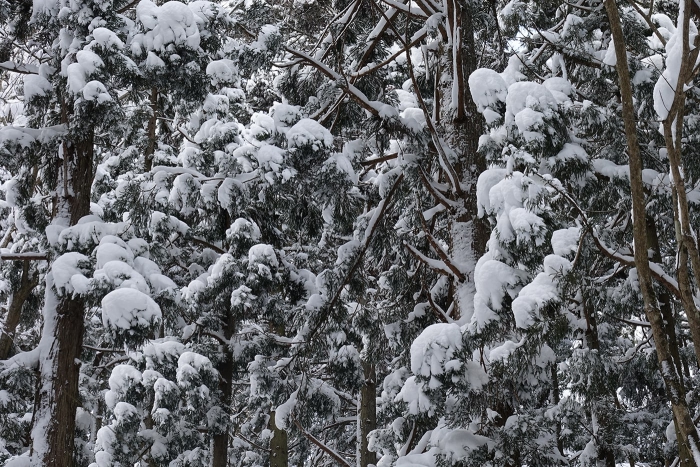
[
  {"xmin": 144, "ymin": 87, "xmax": 158, "ymax": 172},
  {"xmin": 0, "ymin": 261, "xmax": 38, "ymax": 359},
  {"xmin": 438, "ymin": 0, "xmax": 487, "ymax": 320},
  {"xmin": 269, "ymin": 321, "xmax": 288, "ymax": 467},
  {"xmin": 358, "ymin": 361, "xmax": 376, "ymax": 467},
  {"xmin": 269, "ymin": 411, "xmax": 288, "ymax": 467},
  {"xmin": 603, "ymin": 0, "xmax": 700, "ymax": 461},
  {"xmin": 212, "ymin": 309, "xmax": 235, "ymax": 467},
  {"xmin": 32, "ymin": 104, "xmax": 94, "ymax": 466},
  {"xmin": 550, "ymin": 365, "xmax": 563, "ymax": 458},
  {"xmin": 582, "ymin": 301, "xmax": 615, "ymax": 466},
  {"xmin": 43, "ymin": 297, "xmax": 85, "ymax": 467},
  {"xmin": 647, "ymin": 217, "xmax": 686, "ymax": 383},
  {"xmin": 648, "ymin": 219, "xmax": 696, "ymax": 467}
]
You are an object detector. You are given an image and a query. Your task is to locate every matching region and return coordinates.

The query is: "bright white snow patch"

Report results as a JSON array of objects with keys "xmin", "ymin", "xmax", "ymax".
[
  {"xmin": 24, "ymin": 75, "xmax": 52, "ymax": 100},
  {"xmin": 51, "ymin": 252, "xmax": 90, "ymax": 296},
  {"xmin": 512, "ymin": 255, "xmax": 570, "ymax": 328},
  {"xmin": 551, "ymin": 227, "xmax": 580, "ymax": 257},
  {"xmin": 469, "ymin": 68, "xmax": 507, "ymax": 114},
  {"xmin": 410, "ymin": 323, "xmax": 462, "ymax": 377},
  {"xmin": 286, "ymin": 118, "xmax": 333, "ymax": 149},
  {"xmin": 101, "ymin": 288, "xmax": 161, "ymax": 335}
]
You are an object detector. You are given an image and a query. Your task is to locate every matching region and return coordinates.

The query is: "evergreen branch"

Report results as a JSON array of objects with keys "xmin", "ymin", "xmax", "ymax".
[
  {"xmin": 317, "ymin": 91, "xmax": 348, "ymax": 125},
  {"xmin": 405, "ymin": 243, "xmax": 454, "ymax": 277},
  {"xmin": 321, "ymin": 416, "xmax": 357, "ymax": 431},
  {"xmin": 177, "ymin": 127, "xmax": 200, "ymax": 146},
  {"xmin": 283, "ymin": 46, "xmax": 380, "ymax": 117},
  {"xmin": 353, "ymin": 6, "xmax": 402, "ymax": 71},
  {"xmin": 419, "ymin": 215, "xmax": 466, "ymax": 281},
  {"xmin": 0, "ymin": 61, "xmax": 39, "ymax": 74},
  {"xmin": 83, "ymin": 345, "xmax": 123, "ymax": 353},
  {"xmin": 116, "ymin": 0, "xmax": 140, "ymax": 13},
  {"xmin": 377, "ymin": 0, "xmax": 428, "ymax": 17},
  {"xmin": 349, "ymin": 28, "xmax": 427, "ymax": 79},
  {"xmin": 202, "ymin": 330, "xmax": 229, "ymax": 345},
  {"xmin": 399, "ymin": 15, "xmax": 463, "ymax": 197},
  {"xmin": 628, "ymin": 0, "xmax": 667, "ymax": 47},
  {"xmin": 293, "ymin": 418, "xmax": 352, "ymax": 467},
  {"xmin": 301, "ymin": 173, "xmax": 404, "ymax": 347},
  {"xmin": 360, "ymin": 153, "xmax": 398, "ymax": 167},
  {"xmin": 0, "ymin": 225, "xmax": 16, "ymax": 248},
  {"xmin": 233, "ymin": 431, "xmax": 270, "ymax": 452},
  {"xmin": 605, "ymin": 313, "xmax": 651, "ymax": 328},
  {"xmin": 190, "ymin": 237, "xmax": 226, "ymax": 254},
  {"xmin": 418, "ymin": 166, "xmax": 457, "ymax": 209},
  {"xmin": 589, "ymin": 230, "xmax": 682, "ymax": 300},
  {"xmin": 397, "ymin": 421, "xmax": 416, "ymax": 456},
  {"xmin": 302, "ymin": 0, "xmax": 363, "ymax": 64},
  {"xmin": 616, "ymin": 331, "xmax": 654, "ymax": 364},
  {"xmin": 542, "ymin": 177, "xmax": 683, "ymax": 300},
  {"xmin": 423, "ymin": 283, "xmax": 451, "ymax": 323},
  {"xmin": 93, "ymin": 356, "xmax": 130, "ymax": 373},
  {"xmin": 563, "ymin": 1, "xmax": 598, "ymax": 12}
]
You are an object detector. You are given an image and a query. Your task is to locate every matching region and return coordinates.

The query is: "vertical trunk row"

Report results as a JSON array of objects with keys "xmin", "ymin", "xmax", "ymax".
[
  {"xmin": 662, "ymin": 0, "xmax": 700, "ymax": 372},
  {"xmin": 269, "ymin": 322, "xmax": 288, "ymax": 467},
  {"xmin": 648, "ymin": 219, "xmax": 695, "ymax": 467},
  {"xmin": 603, "ymin": 0, "xmax": 700, "ymax": 461},
  {"xmin": 42, "ymin": 297, "xmax": 86, "ymax": 467}
]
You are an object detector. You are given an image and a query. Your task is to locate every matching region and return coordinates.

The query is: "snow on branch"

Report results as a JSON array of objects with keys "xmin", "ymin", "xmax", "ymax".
[
  {"xmin": 292, "ymin": 418, "xmax": 352, "ymax": 467},
  {"xmin": 283, "ymin": 46, "xmax": 381, "ymax": 117},
  {"xmin": 302, "ymin": 173, "xmax": 404, "ymax": 345},
  {"xmin": 405, "ymin": 243, "xmax": 459, "ymax": 279},
  {"xmin": 543, "ymin": 177, "xmax": 682, "ymax": 299},
  {"xmin": 0, "ymin": 61, "xmax": 39, "ymax": 74},
  {"xmin": 0, "ymin": 252, "xmax": 48, "ymax": 261}
]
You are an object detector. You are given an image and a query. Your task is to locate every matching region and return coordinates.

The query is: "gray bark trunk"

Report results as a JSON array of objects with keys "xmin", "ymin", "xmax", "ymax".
[
  {"xmin": 0, "ymin": 261, "xmax": 38, "ymax": 359},
  {"xmin": 269, "ymin": 411, "xmax": 288, "ymax": 467},
  {"xmin": 603, "ymin": 0, "xmax": 700, "ymax": 461},
  {"xmin": 358, "ymin": 361, "xmax": 376, "ymax": 467}
]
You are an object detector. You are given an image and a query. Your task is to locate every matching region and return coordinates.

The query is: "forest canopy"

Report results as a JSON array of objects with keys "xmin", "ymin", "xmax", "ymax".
[{"xmin": 1, "ymin": 0, "xmax": 700, "ymax": 466}]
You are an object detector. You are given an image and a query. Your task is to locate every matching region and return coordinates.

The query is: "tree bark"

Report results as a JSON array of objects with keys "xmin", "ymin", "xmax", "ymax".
[
  {"xmin": 32, "ymin": 99, "xmax": 94, "ymax": 466},
  {"xmin": 43, "ymin": 297, "xmax": 86, "ymax": 467},
  {"xmin": 358, "ymin": 361, "xmax": 376, "ymax": 467},
  {"xmin": 144, "ymin": 87, "xmax": 158, "ymax": 172},
  {"xmin": 269, "ymin": 321, "xmax": 288, "ymax": 467},
  {"xmin": 603, "ymin": 0, "xmax": 700, "ymax": 461},
  {"xmin": 212, "ymin": 309, "xmax": 235, "ymax": 467},
  {"xmin": 648, "ymin": 217, "xmax": 696, "ymax": 466},
  {"xmin": 269, "ymin": 411, "xmax": 288, "ymax": 467},
  {"xmin": 439, "ymin": 0, "xmax": 487, "ymax": 320},
  {"xmin": 0, "ymin": 261, "xmax": 39, "ymax": 359},
  {"xmin": 582, "ymin": 301, "xmax": 615, "ymax": 466}
]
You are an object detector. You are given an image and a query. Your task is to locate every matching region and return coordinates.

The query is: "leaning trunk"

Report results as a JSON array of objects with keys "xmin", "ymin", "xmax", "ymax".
[
  {"xmin": 604, "ymin": 0, "xmax": 700, "ymax": 460},
  {"xmin": 0, "ymin": 262, "xmax": 38, "ymax": 359}
]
